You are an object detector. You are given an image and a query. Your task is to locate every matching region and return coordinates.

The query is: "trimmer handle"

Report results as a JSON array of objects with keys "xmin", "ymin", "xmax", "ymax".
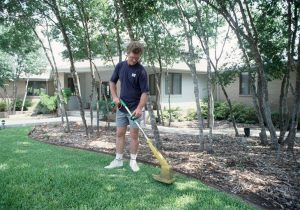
[
  {"xmin": 111, "ymin": 99, "xmax": 139, "ymax": 121},
  {"xmin": 110, "ymin": 99, "xmax": 126, "ymax": 109}
]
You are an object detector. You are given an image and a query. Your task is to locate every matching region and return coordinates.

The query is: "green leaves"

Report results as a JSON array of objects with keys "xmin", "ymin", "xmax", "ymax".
[{"xmin": 0, "ymin": 50, "xmax": 13, "ymax": 87}]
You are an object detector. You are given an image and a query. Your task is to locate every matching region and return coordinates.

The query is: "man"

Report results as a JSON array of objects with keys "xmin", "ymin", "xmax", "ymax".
[{"xmin": 104, "ymin": 41, "xmax": 149, "ymax": 172}]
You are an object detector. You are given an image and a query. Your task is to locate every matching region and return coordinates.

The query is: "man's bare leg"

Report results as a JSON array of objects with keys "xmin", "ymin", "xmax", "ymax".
[
  {"xmin": 129, "ymin": 128, "xmax": 140, "ymax": 172},
  {"xmin": 116, "ymin": 126, "xmax": 127, "ymax": 154},
  {"xmin": 104, "ymin": 126, "xmax": 127, "ymax": 169}
]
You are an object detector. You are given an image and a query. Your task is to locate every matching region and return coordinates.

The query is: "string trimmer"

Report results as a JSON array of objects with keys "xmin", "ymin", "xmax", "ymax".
[{"xmin": 112, "ymin": 99, "xmax": 175, "ymax": 184}]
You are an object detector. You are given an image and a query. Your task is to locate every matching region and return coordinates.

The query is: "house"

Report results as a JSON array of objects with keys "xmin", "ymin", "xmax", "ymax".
[
  {"xmin": 56, "ymin": 58, "xmax": 297, "ymax": 114},
  {"xmin": 1, "ymin": 57, "xmax": 294, "ymax": 115},
  {"xmin": 55, "ymin": 58, "xmax": 209, "ymax": 112},
  {"xmin": 0, "ymin": 71, "xmax": 55, "ymax": 111},
  {"xmin": 216, "ymin": 71, "xmax": 297, "ymax": 112}
]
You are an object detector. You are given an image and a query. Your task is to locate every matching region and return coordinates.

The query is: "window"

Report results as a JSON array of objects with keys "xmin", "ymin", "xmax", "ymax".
[
  {"xmin": 149, "ymin": 74, "xmax": 157, "ymax": 96},
  {"xmin": 27, "ymin": 81, "xmax": 47, "ymax": 96},
  {"xmin": 165, "ymin": 73, "xmax": 182, "ymax": 95},
  {"xmin": 239, "ymin": 72, "xmax": 250, "ymax": 95}
]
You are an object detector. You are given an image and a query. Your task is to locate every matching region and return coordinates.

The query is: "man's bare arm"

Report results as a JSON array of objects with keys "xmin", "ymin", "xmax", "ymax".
[
  {"xmin": 109, "ymin": 81, "xmax": 120, "ymax": 104},
  {"xmin": 133, "ymin": 92, "xmax": 148, "ymax": 117}
]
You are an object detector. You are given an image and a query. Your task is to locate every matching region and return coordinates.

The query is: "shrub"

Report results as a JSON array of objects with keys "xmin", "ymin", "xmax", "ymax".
[
  {"xmin": 232, "ymin": 103, "xmax": 258, "ymax": 124},
  {"xmin": 0, "ymin": 101, "xmax": 7, "ymax": 112},
  {"xmin": 200, "ymin": 101, "xmax": 208, "ymax": 119},
  {"xmin": 94, "ymin": 99, "xmax": 113, "ymax": 114},
  {"xmin": 162, "ymin": 107, "xmax": 183, "ymax": 122},
  {"xmin": 185, "ymin": 108, "xmax": 197, "ymax": 121},
  {"xmin": 62, "ymin": 88, "xmax": 72, "ymax": 103},
  {"xmin": 35, "ymin": 93, "xmax": 57, "ymax": 114},
  {"xmin": 214, "ymin": 101, "xmax": 230, "ymax": 120},
  {"xmin": 14, "ymin": 98, "xmax": 32, "ymax": 111}
]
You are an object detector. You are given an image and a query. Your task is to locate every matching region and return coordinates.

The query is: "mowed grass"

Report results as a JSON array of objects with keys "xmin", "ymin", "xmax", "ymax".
[{"xmin": 0, "ymin": 127, "xmax": 256, "ymax": 210}]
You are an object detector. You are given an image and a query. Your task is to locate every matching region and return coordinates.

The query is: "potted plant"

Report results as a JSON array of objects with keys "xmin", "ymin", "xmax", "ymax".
[{"xmin": 0, "ymin": 101, "xmax": 8, "ymax": 118}]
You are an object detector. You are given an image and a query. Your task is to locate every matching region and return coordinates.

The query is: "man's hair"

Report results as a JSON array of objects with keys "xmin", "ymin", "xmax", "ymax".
[{"xmin": 126, "ymin": 41, "xmax": 144, "ymax": 54}]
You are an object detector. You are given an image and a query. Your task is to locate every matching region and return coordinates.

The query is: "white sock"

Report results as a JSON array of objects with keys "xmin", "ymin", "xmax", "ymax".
[
  {"xmin": 116, "ymin": 153, "xmax": 123, "ymax": 160},
  {"xmin": 130, "ymin": 154, "xmax": 137, "ymax": 160}
]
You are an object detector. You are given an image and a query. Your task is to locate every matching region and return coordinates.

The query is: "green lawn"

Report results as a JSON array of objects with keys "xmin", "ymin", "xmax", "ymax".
[{"xmin": 0, "ymin": 127, "xmax": 256, "ymax": 210}]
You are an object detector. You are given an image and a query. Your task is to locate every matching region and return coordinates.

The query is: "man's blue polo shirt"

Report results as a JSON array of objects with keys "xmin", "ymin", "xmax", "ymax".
[{"xmin": 110, "ymin": 61, "xmax": 149, "ymax": 112}]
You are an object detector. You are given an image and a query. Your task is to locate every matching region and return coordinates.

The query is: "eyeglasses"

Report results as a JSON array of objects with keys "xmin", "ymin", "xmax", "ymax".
[{"xmin": 128, "ymin": 55, "xmax": 140, "ymax": 61}]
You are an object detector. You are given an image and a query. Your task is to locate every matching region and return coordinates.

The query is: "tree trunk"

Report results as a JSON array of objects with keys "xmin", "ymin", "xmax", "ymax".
[
  {"xmin": 166, "ymin": 67, "xmax": 171, "ymax": 126},
  {"xmin": 50, "ymin": 0, "xmax": 88, "ymax": 136},
  {"xmin": 96, "ymin": 82, "xmax": 100, "ymax": 135},
  {"xmin": 187, "ymin": 0, "xmax": 214, "ymax": 152},
  {"xmin": 177, "ymin": 0, "xmax": 205, "ymax": 151},
  {"xmin": 278, "ymin": 0, "xmax": 294, "ymax": 145},
  {"xmin": 11, "ymin": 77, "xmax": 18, "ymax": 114},
  {"xmin": 220, "ymin": 84, "xmax": 239, "ymax": 136},
  {"xmin": 284, "ymin": 35, "xmax": 300, "ymax": 152},
  {"xmin": 21, "ymin": 78, "xmax": 29, "ymax": 112},
  {"xmin": 206, "ymin": 0, "xmax": 277, "ymax": 150},
  {"xmin": 205, "ymin": 42, "xmax": 214, "ymax": 153},
  {"xmin": 250, "ymin": 74, "xmax": 268, "ymax": 145},
  {"xmin": 234, "ymin": 32, "xmax": 268, "ymax": 144},
  {"xmin": 252, "ymin": 47, "xmax": 278, "ymax": 150},
  {"xmin": 33, "ymin": 25, "xmax": 70, "ymax": 132},
  {"xmin": 74, "ymin": 0, "xmax": 97, "ymax": 133},
  {"xmin": 113, "ymin": 0, "xmax": 123, "ymax": 63},
  {"xmin": 146, "ymin": 97, "xmax": 162, "ymax": 149}
]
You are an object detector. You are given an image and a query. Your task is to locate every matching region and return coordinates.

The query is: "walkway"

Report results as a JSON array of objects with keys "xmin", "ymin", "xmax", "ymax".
[{"xmin": 1, "ymin": 114, "xmax": 299, "ymax": 138}]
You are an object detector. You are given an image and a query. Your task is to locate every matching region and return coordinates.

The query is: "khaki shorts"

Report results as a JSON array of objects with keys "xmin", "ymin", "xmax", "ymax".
[{"xmin": 116, "ymin": 110, "xmax": 141, "ymax": 128}]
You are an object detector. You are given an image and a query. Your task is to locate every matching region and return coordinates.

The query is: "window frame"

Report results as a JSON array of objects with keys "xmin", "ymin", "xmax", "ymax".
[
  {"xmin": 239, "ymin": 72, "xmax": 251, "ymax": 96},
  {"xmin": 27, "ymin": 81, "xmax": 47, "ymax": 96},
  {"xmin": 165, "ymin": 73, "xmax": 182, "ymax": 95}
]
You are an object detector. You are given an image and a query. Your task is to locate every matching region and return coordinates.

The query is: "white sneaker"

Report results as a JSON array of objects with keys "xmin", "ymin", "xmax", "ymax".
[
  {"xmin": 104, "ymin": 159, "xmax": 123, "ymax": 169},
  {"xmin": 130, "ymin": 159, "xmax": 140, "ymax": 172}
]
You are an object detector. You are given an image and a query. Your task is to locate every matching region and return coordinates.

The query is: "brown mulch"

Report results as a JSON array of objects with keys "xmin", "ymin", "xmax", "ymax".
[{"xmin": 28, "ymin": 121, "xmax": 300, "ymax": 210}]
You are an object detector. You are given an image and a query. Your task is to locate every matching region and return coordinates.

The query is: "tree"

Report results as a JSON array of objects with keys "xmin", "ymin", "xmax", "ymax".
[
  {"xmin": 0, "ymin": 12, "xmax": 45, "ymax": 113},
  {"xmin": 42, "ymin": 0, "xmax": 89, "ymax": 136},
  {"xmin": 203, "ymin": 0, "xmax": 281, "ymax": 155}
]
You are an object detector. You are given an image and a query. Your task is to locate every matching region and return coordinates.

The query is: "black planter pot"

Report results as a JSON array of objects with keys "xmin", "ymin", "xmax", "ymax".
[{"xmin": 244, "ymin": 127, "xmax": 250, "ymax": 137}]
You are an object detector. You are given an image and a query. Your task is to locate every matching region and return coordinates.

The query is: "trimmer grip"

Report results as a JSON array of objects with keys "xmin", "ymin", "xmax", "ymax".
[
  {"xmin": 110, "ymin": 101, "xmax": 116, "ymax": 109},
  {"xmin": 130, "ymin": 116, "xmax": 139, "ymax": 121},
  {"xmin": 120, "ymin": 99, "xmax": 127, "ymax": 107}
]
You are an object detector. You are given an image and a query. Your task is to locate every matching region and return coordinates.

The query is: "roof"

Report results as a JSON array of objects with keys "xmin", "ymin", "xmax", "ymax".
[
  {"xmin": 19, "ymin": 71, "xmax": 52, "ymax": 81},
  {"xmin": 17, "ymin": 57, "xmax": 209, "ymax": 80},
  {"xmin": 56, "ymin": 57, "xmax": 208, "ymax": 74}
]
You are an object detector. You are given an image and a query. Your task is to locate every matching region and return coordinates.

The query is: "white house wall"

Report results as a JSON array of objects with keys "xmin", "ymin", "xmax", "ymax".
[
  {"xmin": 216, "ymin": 71, "xmax": 296, "ymax": 112},
  {"xmin": 160, "ymin": 72, "xmax": 208, "ymax": 110},
  {"xmin": 79, "ymin": 70, "xmax": 116, "ymax": 108}
]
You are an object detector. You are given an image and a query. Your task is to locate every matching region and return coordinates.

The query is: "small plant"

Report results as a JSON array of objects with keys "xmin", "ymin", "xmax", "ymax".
[
  {"xmin": 0, "ymin": 101, "xmax": 7, "ymax": 112},
  {"xmin": 232, "ymin": 104, "xmax": 258, "ymax": 124},
  {"xmin": 62, "ymin": 88, "xmax": 72, "ymax": 103},
  {"xmin": 185, "ymin": 108, "xmax": 197, "ymax": 121},
  {"xmin": 162, "ymin": 107, "xmax": 183, "ymax": 122},
  {"xmin": 35, "ymin": 93, "xmax": 57, "ymax": 114},
  {"xmin": 94, "ymin": 99, "xmax": 113, "ymax": 114},
  {"xmin": 200, "ymin": 100, "xmax": 208, "ymax": 119},
  {"xmin": 214, "ymin": 101, "xmax": 230, "ymax": 120},
  {"xmin": 14, "ymin": 98, "xmax": 32, "ymax": 111}
]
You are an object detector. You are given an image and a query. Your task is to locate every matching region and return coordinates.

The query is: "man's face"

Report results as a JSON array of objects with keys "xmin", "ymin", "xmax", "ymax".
[{"xmin": 127, "ymin": 52, "xmax": 141, "ymax": 66}]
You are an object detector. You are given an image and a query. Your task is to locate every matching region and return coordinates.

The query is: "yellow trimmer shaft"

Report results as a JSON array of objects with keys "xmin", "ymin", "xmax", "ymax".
[{"xmin": 120, "ymin": 100, "xmax": 175, "ymax": 184}]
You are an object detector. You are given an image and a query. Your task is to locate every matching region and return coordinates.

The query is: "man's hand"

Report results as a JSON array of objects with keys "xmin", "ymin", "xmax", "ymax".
[
  {"xmin": 132, "ymin": 108, "xmax": 143, "ymax": 118},
  {"xmin": 112, "ymin": 97, "xmax": 120, "ymax": 106}
]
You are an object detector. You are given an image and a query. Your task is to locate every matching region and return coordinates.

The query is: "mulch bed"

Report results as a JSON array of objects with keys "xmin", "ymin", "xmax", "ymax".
[{"xmin": 28, "ymin": 122, "xmax": 300, "ymax": 210}]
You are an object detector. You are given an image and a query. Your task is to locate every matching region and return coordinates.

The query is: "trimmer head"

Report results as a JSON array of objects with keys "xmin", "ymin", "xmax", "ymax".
[{"xmin": 152, "ymin": 168, "xmax": 175, "ymax": 184}]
